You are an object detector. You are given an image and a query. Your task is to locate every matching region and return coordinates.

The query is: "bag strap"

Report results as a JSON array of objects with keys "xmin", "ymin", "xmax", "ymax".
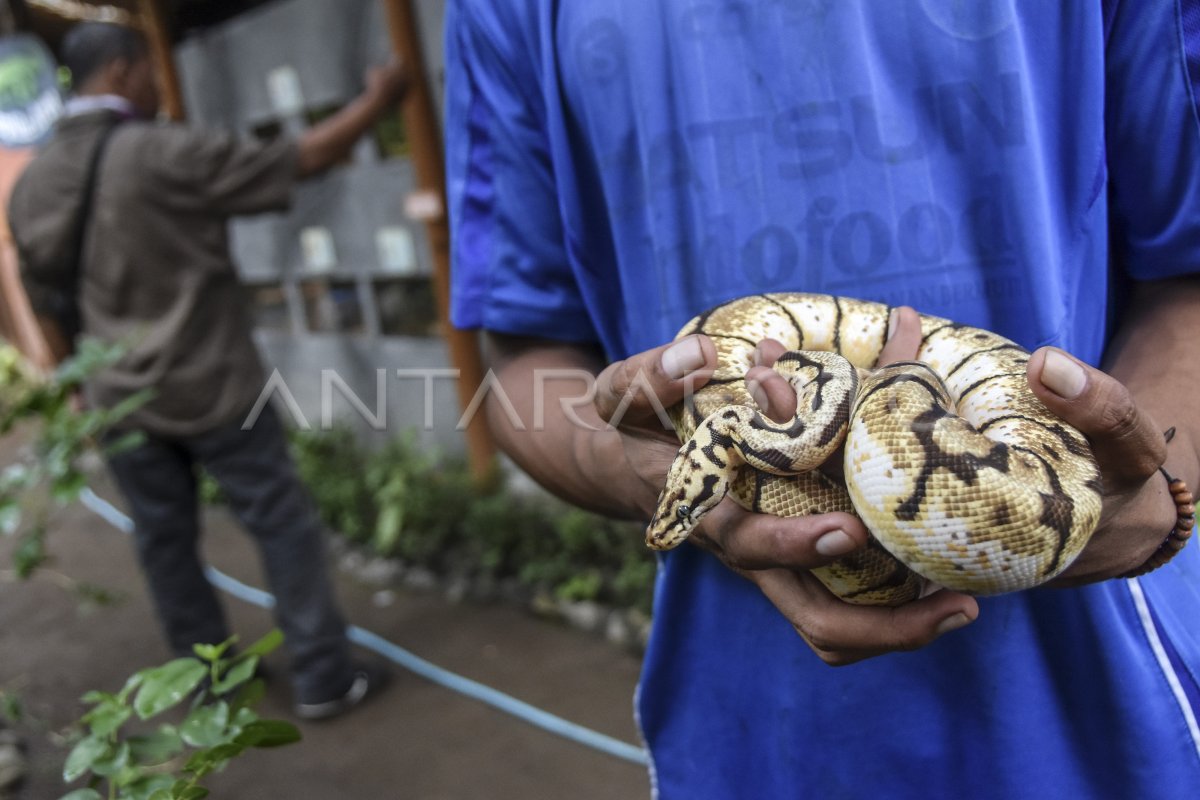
[
  {"xmin": 68, "ymin": 120, "xmax": 121, "ymax": 290},
  {"xmin": 59, "ymin": 119, "xmax": 121, "ymax": 337}
]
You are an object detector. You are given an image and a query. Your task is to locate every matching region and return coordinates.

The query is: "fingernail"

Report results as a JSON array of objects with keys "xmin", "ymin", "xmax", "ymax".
[
  {"xmin": 887, "ymin": 309, "xmax": 899, "ymax": 342},
  {"xmin": 815, "ymin": 529, "xmax": 856, "ymax": 557},
  {"xmin": 1041, "ymin": 349, "xmax": 1087, "ymax": 399},
  {"xmin": 662, "ymin": 336, "xmax": 706, "ymax": 379},
  {"xmin": 747, "ymin": 378, "xmax": 770, "ymax": 412},
  {"xmin": 934, "ymin": 613, "xmax": 972, "ymax": 637}
]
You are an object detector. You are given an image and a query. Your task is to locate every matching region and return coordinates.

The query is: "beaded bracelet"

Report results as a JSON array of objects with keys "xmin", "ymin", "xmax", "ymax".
[{"xmin": 1121, "ymin": 427, "xmax": 1195, "ymax": 579}]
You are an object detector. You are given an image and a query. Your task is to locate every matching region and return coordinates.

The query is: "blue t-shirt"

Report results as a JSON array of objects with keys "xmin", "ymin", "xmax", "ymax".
[{"xmin": 446, "ymin": 2, "xmax": 1200, "ymax": 797}]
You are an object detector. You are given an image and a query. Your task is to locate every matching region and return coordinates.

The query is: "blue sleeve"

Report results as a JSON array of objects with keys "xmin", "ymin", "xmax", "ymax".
[
  {"xmin": 444, "ymin": 0, "xmax": 598, "ymax": 343},
  {"xmin": 1106, "ymin": 1, "xmax": 1200, "ymax": 279}
]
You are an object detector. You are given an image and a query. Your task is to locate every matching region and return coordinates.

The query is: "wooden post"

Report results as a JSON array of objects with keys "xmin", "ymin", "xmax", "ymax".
[
  {"xmin": 380, "ymin": 0, "xmax": 496, "ymax": 481},
  {"xmin": 136, "ymin": 0, "xmax": 185, "ymax": 121}
]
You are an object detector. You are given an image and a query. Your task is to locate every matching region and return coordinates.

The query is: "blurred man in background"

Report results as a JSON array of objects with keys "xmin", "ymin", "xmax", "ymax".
[{"xmin": 8, "ymin": 22, "xmax": 407, "ymax": 720}]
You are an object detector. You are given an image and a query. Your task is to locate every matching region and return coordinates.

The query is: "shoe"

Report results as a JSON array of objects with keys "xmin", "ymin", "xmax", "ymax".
[{"xmin": 293, "ymin": 662, "xmax": 389, "ymax": 721}]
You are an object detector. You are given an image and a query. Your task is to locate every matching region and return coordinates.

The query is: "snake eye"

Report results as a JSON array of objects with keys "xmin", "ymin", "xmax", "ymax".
[{"xmin": 676, "ymin": 505, "xmax": 692, "ymax": 521}]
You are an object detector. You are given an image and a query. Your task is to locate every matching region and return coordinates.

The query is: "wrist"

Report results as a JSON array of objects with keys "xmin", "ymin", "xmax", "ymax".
[
  {"xmin": 1120, "ymin": 470, "xmax": 1195, "ymax": 577},
  {"xmin": 361, "ymin": 89, "xmax": 388, "ymax": 115},
  {"xmin": 575, "ymin": 425, "xmax": 664, "ymax": 521},
  {"xmin": 1120, "ymin": 427, "xmax": 1197, "ymax": 577}
]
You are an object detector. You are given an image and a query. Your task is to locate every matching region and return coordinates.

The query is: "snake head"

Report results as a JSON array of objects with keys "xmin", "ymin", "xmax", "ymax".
[
  {"xmin": 646, "ymin": 446, "xmax": 730, "ymax": 550},
  {"xmin": 646, "ymin": 492, "xmax": 702, "ymax": 550}
]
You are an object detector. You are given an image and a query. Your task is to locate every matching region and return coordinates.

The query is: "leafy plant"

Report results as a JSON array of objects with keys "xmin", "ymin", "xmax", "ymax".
[
  {"xmin": 0, "ymin": 340, "xmax": 150, "ymax": 578},
  {"xmin": 58, "ymin": 630, "xmax": 299, "ymax": 800},
  {"xmin": 0, "ymin": 690, "xmax": 21, "ymax": 725},
  {"xmin": 288, "ymin": 426, "xmax": 657, "ymax": 615}
]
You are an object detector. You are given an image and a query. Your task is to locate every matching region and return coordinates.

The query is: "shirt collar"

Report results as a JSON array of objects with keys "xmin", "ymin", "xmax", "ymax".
[{"xmin": 63, "ymin": 94, "xmax": 139, "ymax": 119}]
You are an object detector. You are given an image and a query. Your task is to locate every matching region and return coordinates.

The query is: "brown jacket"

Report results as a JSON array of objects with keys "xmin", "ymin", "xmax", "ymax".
[{"xmin": 8, "ymin": 108, "xmax": 298, "ymax": 436}]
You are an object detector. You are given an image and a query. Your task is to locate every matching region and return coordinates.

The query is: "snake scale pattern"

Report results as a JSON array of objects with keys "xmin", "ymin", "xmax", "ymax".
[{"xmin": 646, "ymin": 293, "xmax": 1104, "ymax": 606}]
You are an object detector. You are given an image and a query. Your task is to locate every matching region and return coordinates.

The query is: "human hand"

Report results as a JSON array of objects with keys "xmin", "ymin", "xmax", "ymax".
[
  {"xmin": 1027, "ymin": 347, "xmax": 1176, "ymax": 585},
  {"xmin": 595, "ymin": 307, "xmax": 979, "ymax": 665},
  {"xmin": 363, "ymin": 58, "xmax": 409, "ymax": 109}
]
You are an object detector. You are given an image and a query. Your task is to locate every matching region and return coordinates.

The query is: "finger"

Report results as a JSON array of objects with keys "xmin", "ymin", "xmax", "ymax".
[
  {"xmin": 746, "ymin": 365, "xmax": 798, "ymax": 423},
  {"xmin": 755, "ymin": 569, "xmax": 979, "ymax": 665},
  {"xmin": 877, "ymin": 306, "xmax": 922, "ymax": 367},
  {"xmin": 1027, "ymin": 347, "xmax": 1166, "ymax": 488},
  {"xmin": 745, "ymin": 339, "xmax": 796, "ymax": 422},
  {"xmin": 594, "ymin": 334, "xmax": 717, "ymax": 427},
  {"xmin": 754, "ymin": 339, "xmax": 787, "ymax": 368},
  {"xmin": 697, "ymin": 503, "xmax": 870, "ymax": 571}
]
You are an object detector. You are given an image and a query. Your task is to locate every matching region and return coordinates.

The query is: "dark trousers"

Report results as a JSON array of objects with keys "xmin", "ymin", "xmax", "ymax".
[{"xmin": 105, "ymin": 404, "xmax": 352, "ymax": 704}]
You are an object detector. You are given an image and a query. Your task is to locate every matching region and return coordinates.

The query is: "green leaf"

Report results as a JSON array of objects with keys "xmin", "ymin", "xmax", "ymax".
[
  {"xmin": 82, "ymin": 701, "xmax": 131, "ymax": 738},
  {"xmin": 374, "ymin": 503, "xmax": 404, "ymax": 554},
  {"xmin": 0, "ymin": 502, "xmax": 19, "ymax": 536},
  {"xmin": 80, "ymin": 690, "xmax": 115, "ymax": 705},
  {"xmin": 147, "ymin": 789, "xmax": 173, "ymax": 800},
  {"xmin": 229, "ymin": 707, "xmax": 257, "ymax": 730},
  {"xmin": 191, "ymin": 635, "xmax": 236, "ymax": 664},
  {"xmin": 50, "ymin": 470, "xmax": 87, "ymax": 504},
  {"xmin": 183, "ymin": 742, "xmax": 244, "ymax": 776},
  {"xmin": 192, "ymin": 644, "xmax": 220, "ymax": 663},
  {"xmin": 229, "ymin": 678, "xmax": 265, "ymax": 712},
  {"xmin": 62, "ymin": 734, "xmax": 109, "ymax": 782},
  {"xmin": 0, "ymin": 463, "xmax": 30, "ymax": 491},
  {"xmin": 240, "ymin": 629, "xmax": 285, "ymax": 659},
  {"xmin": 121, "ymin": 775, "xmax": 175, "ymax": 800},
  {"xmin": 118, "ymin": 671, "xmax": 146, "ymax": 703},
  {"xmin": 58, "ymin": 790, "xmax": 104, "ymax": 800},
  {"xmin": 235, "ymin": 719, "xmax": 302, "ymax": 749},
  {"xmin": 180, "ymin": 702, "xmax": 230, "ymax": 748},
  {"xmin": 175, "ymin": 787, "xmax": 210, "ymax": 800},
  {"xmin": 1, "ymin": 691, "xmax": 22, "ymax": 723},
  {"xmin": 133, "ymin": 659, "xmax": 207, "ymax": 719},
  {"xmin": 210, "ymin": 656, "xmax": 256, "ymax": 696},
  {"xmin": 101, "ymin": 430, "xmax": 145, "ymax": 457},
  {"xmin": 14, "ymin": 527, "xmax": 46, "ymax": 578},
  {"xmin": 127, "ymin": 725, "xmax": 184, "ymax": 764},
  {"xmin": 103, "ymin": 389, "xmax": 153, "ymax": 424},
  {"xmin": 88, "ymin": 740, "xmax": 130, "ymax": 777}
]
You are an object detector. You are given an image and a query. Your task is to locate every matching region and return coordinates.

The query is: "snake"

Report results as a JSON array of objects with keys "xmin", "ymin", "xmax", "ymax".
[{"xmin": 646, "ymin": 293, "xmax": 1104, "ymax": 606}]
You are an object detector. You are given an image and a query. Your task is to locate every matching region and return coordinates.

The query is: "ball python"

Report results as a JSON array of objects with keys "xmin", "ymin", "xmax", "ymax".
[{"xmin": 646, "ymin": 293, "xmax": 1103, "ymax": 606}]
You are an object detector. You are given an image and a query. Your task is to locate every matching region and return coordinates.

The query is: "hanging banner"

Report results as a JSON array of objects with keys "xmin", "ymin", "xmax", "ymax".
[{"xmin": 0, "ymin": 34, "xmax": 63, "ymax": 148}]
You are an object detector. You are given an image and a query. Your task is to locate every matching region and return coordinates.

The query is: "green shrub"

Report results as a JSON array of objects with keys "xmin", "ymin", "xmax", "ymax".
[
  {"xmin": 289, "ymin": 426, "xmax": 379, "ymax": 545},
  {"xmin": 287, "ymin": 426, "xmax": 656, "ymax": 615},
  {"xmin": 1, "ymin": 340, "xmax": 150, "ymax": 578},
  {"xmin": 58, "ymin": 630, "xmax": 298, "ymax": 800}
]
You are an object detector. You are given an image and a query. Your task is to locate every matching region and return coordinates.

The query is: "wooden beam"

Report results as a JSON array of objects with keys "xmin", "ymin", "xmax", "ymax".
[
  {"xmin": 135, "ymin": 0, "xmax": 184, "ymax": 121},
  {"xmin": 380, "ymin": 0, "xmax": 496, "ymax": 481}
]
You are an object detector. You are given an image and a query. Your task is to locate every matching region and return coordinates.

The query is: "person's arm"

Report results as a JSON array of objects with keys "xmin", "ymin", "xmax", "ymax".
[
  {"xmin": 30, "ymin": 314, "xmax": 72, "ymax": 365},
  {"xmin": 294, "ymin": 60, "xmax": 408, "ymax": 178},
  {"xmin": 480, "ymin": 333, "xmax": 682, "ymax": 518},
  {"xmin": 1029, "ymin": 275, "xmax": 1200, "ymax": 583}
]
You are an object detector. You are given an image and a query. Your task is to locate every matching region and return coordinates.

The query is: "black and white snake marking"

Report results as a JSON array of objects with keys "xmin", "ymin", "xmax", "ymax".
[{"xmin": 646, "ymin": 293, "xmax": 1104, "ymax": 606}]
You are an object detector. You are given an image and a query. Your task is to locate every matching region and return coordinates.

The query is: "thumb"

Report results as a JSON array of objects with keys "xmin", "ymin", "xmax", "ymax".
[
  {"xmin": 1027, "ymin": 347, "xmax": 1165, "ymax": 489},
  {"xmin": 594, "ymin": 335, "xmax": 717, "ymax": 429},
  {"xmin": 876, "ymin": 306, "xmax": 922, "ymax": 367}
]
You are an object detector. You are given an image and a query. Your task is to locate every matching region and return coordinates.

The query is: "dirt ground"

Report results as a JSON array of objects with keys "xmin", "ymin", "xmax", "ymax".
[{"xmin": 0, "ymin": 441, "xmax": 652, "ymax": 799}]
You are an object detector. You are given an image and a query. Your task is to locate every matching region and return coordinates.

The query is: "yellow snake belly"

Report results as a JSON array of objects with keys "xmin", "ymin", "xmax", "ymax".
[{"xmin": 648, "ymin": 293, "xmax": 1104, "ymax": 606}]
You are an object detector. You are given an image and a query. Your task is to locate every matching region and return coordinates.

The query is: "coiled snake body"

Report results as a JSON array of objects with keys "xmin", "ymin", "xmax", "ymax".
[{"xmin": 646, "ymin": 293, "xmax": 1103, "ymax": 606}]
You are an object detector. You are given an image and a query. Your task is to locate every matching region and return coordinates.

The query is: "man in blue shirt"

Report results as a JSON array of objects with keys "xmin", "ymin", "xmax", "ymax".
[{"xmin": 446, "ymin": 2, "xmax": 1200, "ymax": 796}]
